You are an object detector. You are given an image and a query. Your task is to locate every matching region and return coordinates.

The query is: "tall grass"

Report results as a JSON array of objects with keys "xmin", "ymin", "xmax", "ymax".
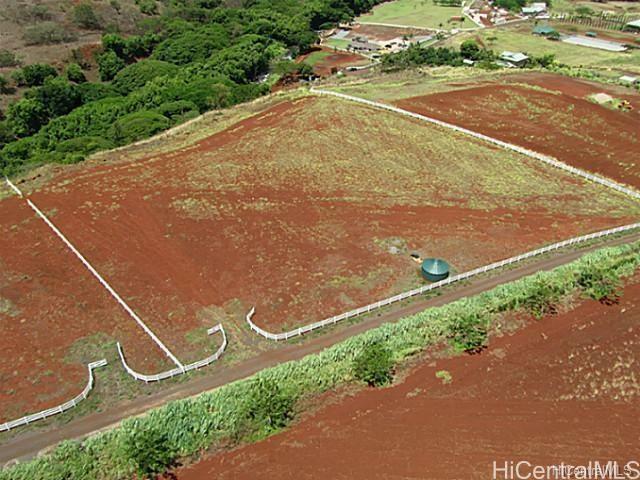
[{"xmin": 3, "ymin": 240, "xmax": 640, "ymax": 480}]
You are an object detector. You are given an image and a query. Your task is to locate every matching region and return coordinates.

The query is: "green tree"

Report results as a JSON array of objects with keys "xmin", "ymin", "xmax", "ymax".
[
  {"xmin": 97, "ymin": 51, "xmax": 126, "ymax": 81},
  {"xmin": 112, "ymin": 59, "xmax": 179, "ymax": 94},
  {"xmin": 460, "ymin": 39, "xmax": 481, "ymax": 60},
  {"xmin": 243, "ymin": 377, "xmax": 296, "ymax": 434},
  {"xmin": 353, "ymin": 341, "xmax": 394, "ymax": 387},
  {"xmin": 123, "ymin": 425, "xmax": 177, "ymax": 479},
  {"xmin": 108, "ymin": 110, "xmax": 169, "ymax": 144},
  {"xmin": 7, "ymin": 98, "xmax": 49, "ymax": 137},
  {"xmin": 31, "ymin": 77, "xmax": 83, "ymax": 118},
  {"xmin": 65, "ymin": 63, "xmax": 87, "ymax": 83},
  {"xmin": 72, "ymin": 4, "xmax": 101, "ymax": 29},
  {"xmin": 13, "ymin": 64, "xmax": 58, "ymax": 87}
]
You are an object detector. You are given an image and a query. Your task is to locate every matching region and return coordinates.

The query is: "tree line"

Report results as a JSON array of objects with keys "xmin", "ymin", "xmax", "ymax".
[{"xmin": 0, "ymin": 0, "xmax": 385, "ymax": 176}]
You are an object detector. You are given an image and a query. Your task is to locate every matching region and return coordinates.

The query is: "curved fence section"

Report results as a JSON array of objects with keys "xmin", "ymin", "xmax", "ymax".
[
  {"xmin": 310, "ymin": 89, "xmax": 640, "ymax": 201},
  {"xmin": 247, "ymin": 222, "xmax": 640, "ymax": 341},
  {"xmin": 0, "ymin": 359, "xmax": 108, "ymax": 432},
  {"xmin": 117, "ymin": 324, "xmax": 228, "ymax": 383}
]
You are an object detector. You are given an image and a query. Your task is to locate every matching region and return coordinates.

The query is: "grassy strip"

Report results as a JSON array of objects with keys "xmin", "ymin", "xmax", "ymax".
[{"xmin": 3, "ymin": 241, "xmax": 640, "ymax": 479}]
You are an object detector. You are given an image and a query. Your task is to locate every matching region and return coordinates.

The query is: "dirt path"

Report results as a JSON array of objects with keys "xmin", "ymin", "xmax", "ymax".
[{"xmin": 2, "ymin": 231, "xmax": 639, "ymax": 466}]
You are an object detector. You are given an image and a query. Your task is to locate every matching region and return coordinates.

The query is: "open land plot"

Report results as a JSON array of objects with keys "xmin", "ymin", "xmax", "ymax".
[
  {"xmin": 442, "ymin": 24, "xmax": 640, "ymax": 73},
  {"xmin": 298, "ymin": 48, "xmax": 371, "ymax": 76},
  {"xmin": 1, "ymin": 90, "xmax": 639, "ymax": 425},
  {"xmin": 177, "ymin": 275, "xmax": 640, "ymax": 479},
  {"xmin": 357, "ymin": 0, "xmax": 466, "ymax": 29},
  {"xmin": 380, "ymin": 72, "xmax": 640, "ymax": 189},
  {"xmin": 0, "ymin": 194, "xmax": 177, "ymax": 424}
]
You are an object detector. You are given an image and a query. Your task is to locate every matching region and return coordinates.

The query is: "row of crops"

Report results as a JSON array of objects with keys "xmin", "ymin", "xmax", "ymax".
[{"xmin": 3, "ymin": 240, "xmax": 640, "ymax": 480}]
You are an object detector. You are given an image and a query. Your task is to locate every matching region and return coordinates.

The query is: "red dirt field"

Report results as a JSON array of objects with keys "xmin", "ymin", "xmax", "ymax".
[
  {"xmin": 178, "ymin": 278, "xmax": 640, "ymax": 480},
  {"xmin": 395, "ymin": 73, "xmax": 640, "ymax": 189},
  {"xmin": 0, "ymin": 196, "xmax": 172, "ymax": 423},
  {"xmin": 299, "ymin": 48, "xmax": 370, "ymax": 77},
  {"xmin": 0, "ymin": 93, "xmax": 636, "ymax": 423}
]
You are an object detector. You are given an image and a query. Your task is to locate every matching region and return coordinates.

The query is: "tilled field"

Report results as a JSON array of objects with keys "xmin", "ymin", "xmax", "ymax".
[{"xmin": 0, "ymin": 91, "xmax": 637, "ymax": 422}]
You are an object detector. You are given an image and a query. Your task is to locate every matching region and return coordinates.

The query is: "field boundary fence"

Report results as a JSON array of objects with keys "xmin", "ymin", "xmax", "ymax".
[
  {"xmin": 310, "ymin": 89, "xmax": 640, "ymax": 201},
  {"xmin": 247, "ymin": 222, "xmax": 640, "ymax": 341},
  {"xmin": 247, "ymin": 88, "xmax": 640, "ymax": 341},
  {"xmin": 117, "ymin": 324, "xmax": 228, "ymax": 383},
  {"xmin": 0, "ymin": 360, "xmax": 107, "ymax": 432},
  {"xmin": 3, "ymin": 177, "xmax": 185, "ymax": 370}
]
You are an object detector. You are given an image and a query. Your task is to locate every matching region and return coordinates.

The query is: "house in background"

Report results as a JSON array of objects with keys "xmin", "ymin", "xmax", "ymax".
[{"xmin": 499, "ymin": 51, "xmax": 529, "ymax": 67}]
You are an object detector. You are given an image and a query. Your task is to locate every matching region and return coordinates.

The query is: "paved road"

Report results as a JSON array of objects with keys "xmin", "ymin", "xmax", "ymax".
[{"xmin": 1, "ymin": 231, "xmax": 639, "ymax": 465}]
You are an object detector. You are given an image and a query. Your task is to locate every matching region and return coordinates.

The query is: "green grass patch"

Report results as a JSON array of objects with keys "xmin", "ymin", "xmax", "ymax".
[{"xmin": 358, "ymin": 0, "xmax": 466, "ymax": 29}]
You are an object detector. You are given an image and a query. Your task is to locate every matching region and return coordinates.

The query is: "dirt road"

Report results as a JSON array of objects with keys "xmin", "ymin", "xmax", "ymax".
[{"xmin": 1, "ymin": 231, "xmax": 639, "ymax": 465}]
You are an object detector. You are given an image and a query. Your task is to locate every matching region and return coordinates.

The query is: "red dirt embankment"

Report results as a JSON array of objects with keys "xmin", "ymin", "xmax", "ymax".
[
  {"xmin": 395, "ymin": 73, "xmax": 640, "ymax": 189},
  {"xmin": 178, "ymin": 280, "xmax": 640, "ymax": 479}
]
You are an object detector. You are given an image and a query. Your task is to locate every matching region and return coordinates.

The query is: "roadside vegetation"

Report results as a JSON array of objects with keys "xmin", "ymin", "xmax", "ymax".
[
  {"xmin": 0, "ymin": 0, "xmax": 386, "ymax": 176},
  {"xmin": 3, "ymin": 240, "xmax": 639, "ymax": 480}
]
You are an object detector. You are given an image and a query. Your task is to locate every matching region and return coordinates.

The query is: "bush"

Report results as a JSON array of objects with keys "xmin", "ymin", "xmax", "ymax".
[
  {"xmin": 77, "ymin": 83, "xmax": 121, "ymax": 104},
  {"xmin": 23, "ymin": 22, "xmax": 77, "ymax": 45},
  {"xmin": 65, "ymin": 63, "xmax": 87, "ymax": 84},
  {"xmin": 0, "ymin": 75, "xmax": 11, "ymax": 95},
  {"xmin": 123, "ymin": 424, "xmax": 178, "ymax": 479},
  {"xmin": 154, "ymin": 100, "xmax": 198, "ymax": 121},
  {"xmin": 97, "ymin": 51, "xmax": 126, "ymax": 81},
  {"xmin": 353, "ymin": 341, "xmax": 394, "ymax": 387},
  {"xmin": 447, "ymin": 310, "xmax": 489, "ymax": 353},
  {"xmin": 72, "ymin": 4, "xmax": 101, "ymax": 29},
  {"xmin": 108, "ymin": 110, "xmax": 169, "ymax": 144},
  {"xmin": 137, "ymin": 0, "xmax": 158, "ymax": 15},
  {"xmin": 242, "ymin": 377, "xmax": 296, "ymax": 436},
  {"xmin": 12, "ymin": 64, "xmax": 58, "ymax": 87},
  {"xmin": 6, "ymin": 98, "xmax": 49, "ymax": 137},
  {"xmin": 0, "ymin": 50, "xmax": 20, "ymax": 68},
  {"xmin": 112, "ymin": 59, "xmax": 179, "ymax": 94}
]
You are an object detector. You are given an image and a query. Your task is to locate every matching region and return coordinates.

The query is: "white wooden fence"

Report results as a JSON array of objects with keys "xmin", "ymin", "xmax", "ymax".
[
  {"xmin": 117, "ymin": 324, "xmax": 227, "ymax": 383},
  {"xmin": 247, "ymin": 89, "xmax": 640, "ymax": 341},
  {"xmin": 247, "ymin": 221, "xmax": 640, "ymax": 341},
  {"xmin": 0, "ymin": 360, "xmax": 107, "ymax": 432},
  {"xmin": 310, "ymin": 89, "xmax": 640, "ymax": 201}
]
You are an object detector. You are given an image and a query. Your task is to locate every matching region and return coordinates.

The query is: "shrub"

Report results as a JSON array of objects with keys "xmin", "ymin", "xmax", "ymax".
[
  {"xmin": 0, "ymin": 75, "xmax": 11, "ymax": 95},
  {"xmin": 123, "ymin": 423, "xmax": 178, "ymax": 479},
  {"xmin": 575, "ymin": 264, "xmax": 621, "ymax": 302},
  {"xmin": 30, "ymin": 77, "xmax": 83, "ymax": 119},
  {"xmin": 242, "ymin": 377, "xmax": 296, "ymax": 436},
  {"xmin": 154, "ymin": 100, "xmax": 198, "ymax": 121},
  {"xmin": 23, "ymin": 22, "xmax": 77, "ymax": 45},
  {"xmin": 12, "ymin": 64, "xmax": 58, "ymax": 87},
  {"xmin": 447, "ymin": 310, "xmax": 489, "ymax": 353},
  {"xmin": 77, "ymin": 82, "xmax": 121, "ymax": 104},
  {"xmin": 108, "ymin": 110, "xmax": 169, "ymax": 144},
  {"xmin": 6, "ymin": 98, "xmax": 49, "ymax": 137},
  {"xmin": 97, "ymin": 51, "xmax": 126, "ymax": 81},
  {"xmin": 65, "ymin": 63, "xmax": 87, "ymax": 84},
  {"xmin": 353, "ymin": 341, "xmax": 394, "ymax": 387},
  {"xmin": 72, "ymin": 4, "xmax": 101, "ymax": 29},
  {"xmin": 0, "ymin": 50, "xmax": 20, "ymax": 68},
  {"xmin": 137, "ymin": 0, "xmax": 158, "ymax": 15},
  {"xmin": 112, "ymin": 59, "xmax": 179, "ymax": 94}
]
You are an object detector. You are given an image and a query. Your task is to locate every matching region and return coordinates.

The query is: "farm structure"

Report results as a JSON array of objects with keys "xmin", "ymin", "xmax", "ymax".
[{"xmin": 1, "ymin": 89, "xmax": 639, "ymax": 424}]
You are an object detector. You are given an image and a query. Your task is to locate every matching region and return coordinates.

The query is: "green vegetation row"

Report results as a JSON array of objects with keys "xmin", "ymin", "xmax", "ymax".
[
  {"xmin": 0, "ymin": 0, "xmax": 386, "ymax": 176},
  {"xmin": 381, "ymin": 39, "xmax": 558, "ymax": 71},
  {"xmin": 3, "ymin": 239, "xmax": 639, "ymax": 480}
]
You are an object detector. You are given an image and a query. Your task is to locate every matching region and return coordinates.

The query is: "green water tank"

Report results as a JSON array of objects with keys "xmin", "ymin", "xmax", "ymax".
[{"xmin": 421, "ymin": 258, "xmax": 450, "ymax": 282}]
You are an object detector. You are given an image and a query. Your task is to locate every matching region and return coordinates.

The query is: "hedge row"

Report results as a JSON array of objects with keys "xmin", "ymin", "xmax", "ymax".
[{"xmin": 3, "ymin": 240, "xmax": 640, "ymax": 479}]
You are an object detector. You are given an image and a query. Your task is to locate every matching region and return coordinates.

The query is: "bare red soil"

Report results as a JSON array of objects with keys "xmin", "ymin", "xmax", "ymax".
[
  {"xmin": 0, "ymin": 197, "xmax": 171, "ymax": 422},
  {"xmin": 299, "ymin": 47, "xmax": 369, "ymax": 76},
  {"xmin": 0, "ymin": 93, "xmax": 633, "ymax": 422},
  {"xmin": 178, "ymin": 280, "xmax": 640, "ymax": 480},
  {"xmin": 395, "ymin": 73, "xmax": 640, "ymax": 189}
]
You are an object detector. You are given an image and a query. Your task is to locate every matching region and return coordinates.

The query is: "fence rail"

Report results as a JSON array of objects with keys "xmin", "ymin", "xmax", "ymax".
[
  {"xmin": 248, "ymin": 89, "xmax": 640, "ymax": 341},
  {"xmin": 117, "ymin": 324, "xmax": 227, "ymax": 383},
  {"xmin": 0, "ymin": 360, "xmax": 107, "ymax": 432},
  {"xmin": 310, "ymin": 89, "xmax": 640, "ymax": 201},
  {"xmin": 247, "ymin": 222, "xmax": 640, "ymax": 341}
]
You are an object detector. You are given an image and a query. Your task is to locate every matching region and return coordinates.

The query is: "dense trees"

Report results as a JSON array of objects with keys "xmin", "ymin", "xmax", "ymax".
[{"xmin": 0, "ymin": 0, "xmax": 390, "ymax": 175}]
